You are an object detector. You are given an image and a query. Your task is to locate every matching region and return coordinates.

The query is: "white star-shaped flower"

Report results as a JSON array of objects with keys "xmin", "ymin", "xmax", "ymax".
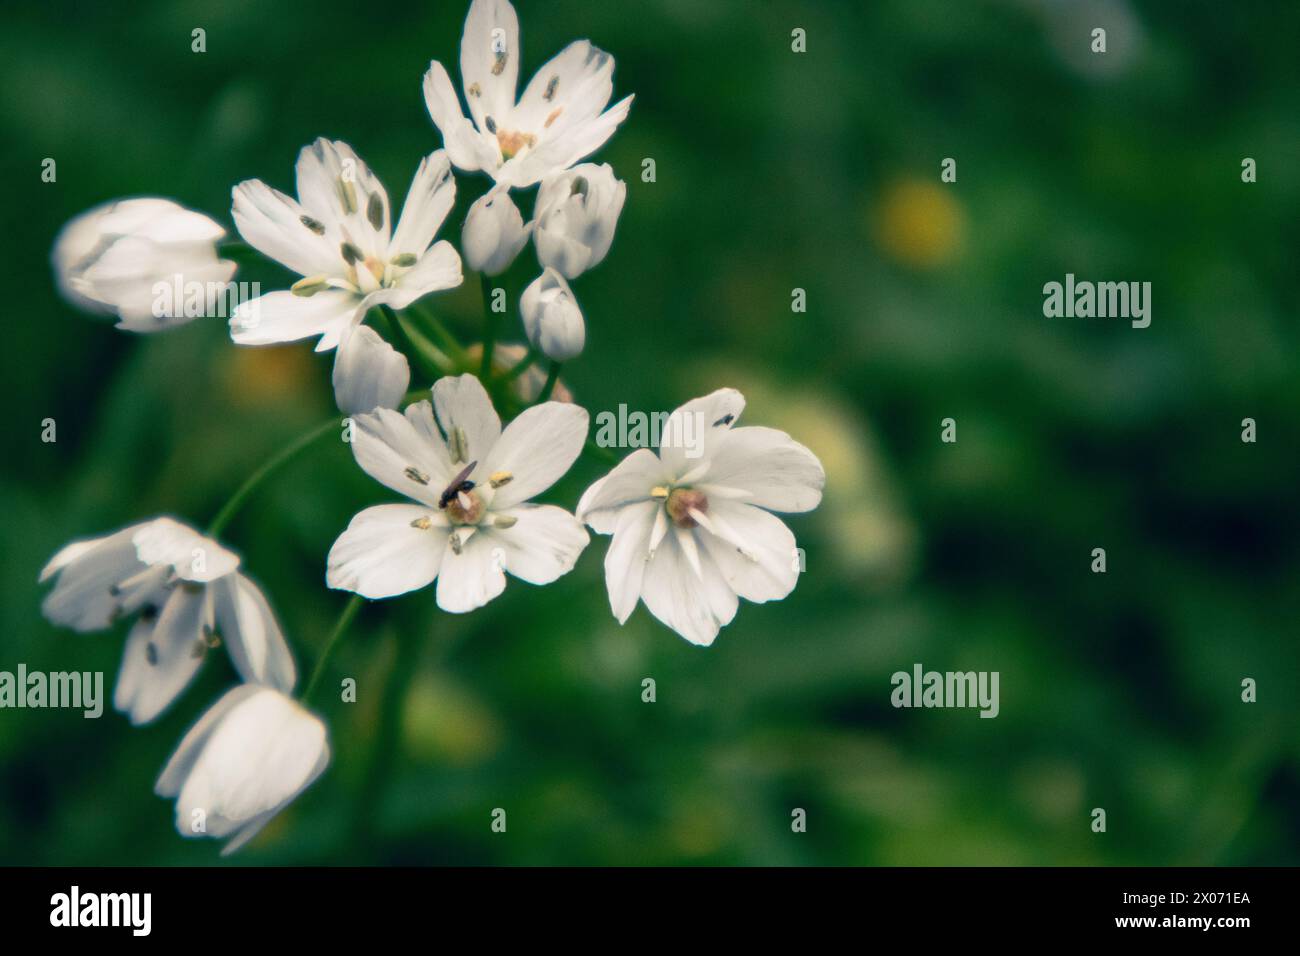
[
  {"xmin": 577, "ymin": 389, "xmax": 826, "ymax": 646},
  {"xmin": 423, "ymin": 0, "xmax": 634, "ymax": 188},
  {"xmin": 40, "ymin": 517, "xmax": 295, "ymax": 725},
  {"xmin": 327, "ymin": 374, "xmax": 590, "ymax": 612},
  {"xmin": 229, "ymin": 139, "xmax": 463, "ymax": 412}
]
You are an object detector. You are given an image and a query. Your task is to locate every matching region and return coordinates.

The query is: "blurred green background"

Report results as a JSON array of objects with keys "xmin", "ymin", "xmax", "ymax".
[{"xmin": 1, "ymin": 0, "xmax": 1298, "ymax": 865}]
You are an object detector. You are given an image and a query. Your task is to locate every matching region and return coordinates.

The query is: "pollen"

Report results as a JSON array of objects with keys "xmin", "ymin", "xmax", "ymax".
[
  {"xmin": 496, "ymin": 129, "xmax": 536, "ymax": 160},
  {"xmin": 366, "ymin": 192, "xmax": 384, "ymax": 231},
  {"xmin": 543, "ymin": 75, "xmax": 559, "ymax": 101},
  {"xmin": 449, "ymin": 426, "xmax": 469, "ymax": 464},
  {"xmin": 544, "ymin": 108, "xmax": 562, "ymax": 129},
  {"xmin": 337, "ymin": 179, "xmax": 358, "ymax": 215},
  {"xmin": 410, "ymin": 516, "xmax": 433, "ymax": 530},
  {"xmin": 291, "ymin": 275, "xmax": 330, "ymax": 297},
  {"xmin": 489, "ymin": 470, "xmax": 513, "ymax": 488},
  {"xmin": 405, "ymin": 466, "xmax": 431, "ymax": 485},
  {"xmin": 300, "ymin": 215, "xmax": 326, "ymax": 235},
  {"xmin": 650, "ymin": 486, "xmax": 670, "ymax": 499}
]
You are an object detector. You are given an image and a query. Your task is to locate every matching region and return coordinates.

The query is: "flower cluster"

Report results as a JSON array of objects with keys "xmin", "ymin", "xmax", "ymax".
[{"xmin": 43, "ymin": 0, "xmax": 824, "ymax": 854}]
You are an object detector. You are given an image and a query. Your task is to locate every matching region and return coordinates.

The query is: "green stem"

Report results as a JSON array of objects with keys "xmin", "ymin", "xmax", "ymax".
[
  {"xmin": 479, "ymin": 273, "xmax": 498, "ymax": 378},
  {"xmin": 382, "ymin": 306, "xmax": 451, "ymax": 380},
  {"xmin": 409, "ymin": 303, "xmax": 470, "ymax": 368},
  {"xmin": 348, "ymin": 620, "xmax": 421, "ymax": 851},
  {"xmin": 537, "ymin": 361, "xmax": 561, "ymax": 402},
  {"xmin": 302, "ymin": 593, "xmax": 364, "ymax": 705},
  {"xmin": 499, "ymin": 347, "xmax": 537, "ymax": 384},
  {"xmin": 205, "ymin": 416, "xmax": 339, "ymax": 538},
  {"xmin": 583, "ymin": 438, "xmax": 618, "ymax": 465}
]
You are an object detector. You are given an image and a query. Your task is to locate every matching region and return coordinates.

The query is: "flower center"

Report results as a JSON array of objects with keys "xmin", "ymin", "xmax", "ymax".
[
  {"xmin": 444, "ymin": 487, "xmax": 485, "ymax": 525},
  {"xmin": 665, "ymin": 487, "xmax": 708, "ymax": 529},
  {"xmin": 496, "ymin": 128, "xmax": 536, "ymax": 160}
]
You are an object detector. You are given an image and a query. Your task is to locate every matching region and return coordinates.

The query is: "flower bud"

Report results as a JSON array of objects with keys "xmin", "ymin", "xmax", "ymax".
[
  {"xmin": 533, "ymin": 163, "xmax": 626, "ymax": 279},
  {"xmin": 520, "ymin": 268, "xmax": 585, "ymax": 361},
  {"xmin": 52, "ymin": 198, "xmax": 236, "ymax": 331},
  {"xmin": 462, "ymin": 189, "xmax": 529, "ymax": 276},
  {"xmin": 155, "ymin": 685, "xmax": 329, "ymax": 855}
]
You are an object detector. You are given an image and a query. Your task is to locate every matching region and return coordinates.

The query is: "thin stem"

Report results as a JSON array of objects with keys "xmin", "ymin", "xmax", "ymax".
[
  {"xmin": 479, "ymin": 273, "xmax": 498, "ymax": 378},
  {"xmin": 348, "ymin": 619, "xmax": 421, "ymax": 852},
  {"xmin": 409, "ymin": 303, "xmax": 470, "ymax": 368},
  {"xmin": 537, "ymin": 361, "xmax": 561, "ymax": 402},
  {"xmin": 205, "ymin": 416, "xmax": 339, "ymax": 538},
  {"xmin": 382, "ymin": 306, "xmax": 451, "ymax": 380},
  {"xmin": 583, "ymin": 438, "xmax": 618, "ymax": 465},
  {"xmin": 499, "ymin": 347, "xmax": 537, "ymax": 384},
  {"xmin": 302, "ymin": 593, "xmax": 364, "ymax": 705}
]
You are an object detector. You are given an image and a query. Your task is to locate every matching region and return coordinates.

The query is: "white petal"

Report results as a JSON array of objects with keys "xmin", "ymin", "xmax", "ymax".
[
  {"xmin": 295, "ymin": 138, "xmax": 390, "ymax": 259},
  {"xmin": 327, "ymin": 503, "xmax": 447, "ymax": 599},
  {"xmin": 482, "ymin": 401, "xmax": 588, "ymax": 508},
  {"xmin": 211, "ymin": 573, "xmax": 296, "ymax": 693},
  {"xmin": 348, "ymin": 403, "xmax": 455, "ymax": 506},
  {"xmin": 332, "ymin": 324, "xmax": 410, "ymax": 415},
  {"xmin": 114, "ymin": 584, "xmax": 212, "ymax": 725},
  {"xmin": 488, "ymin": 503, "xmax": 588, "ymax": 584},
  {"xmin": 422, "ymin": 61, "xmax": 496, "ymax": 172},
  {"xmin": 379, "ymin": 241, "xmax": 463, "ymax": 310},
  {"xmin": 40, "ymin": 524, "xmax": 149, "ymax": 631},
  {"xmin": 702, "ymin": 426, "xmax": 825, "ymax": 513},
  {"xmin": 658, "ymin": 387, "xmax": 746, "ymax": 476},
  {"xmin": 156, "ymin": 684, "xmax": 265, "ymax": 797},
  {"xmin": 513, "ymin": 40, "xmax": 612, "ymax": 131},
  {"xmin": 230, "ymin": 289, "xmax": 359, "ymax": 350},
  {"xmin": 390, "ymin": 150, "xmax": 457, "ymax": 259},
  {"xmin": 435, "ymin": 529, "xmax": 507, "ymax": 613},
  {"xmin": 231, "ymin": 179, "xmax": 341, "ymax": 277},
  {"xmin": 639, "ymin": 529, "xmax": 737, "ymax": 646},
  {"xmin": 168, "ymin": 687, "xmax": 329, "ymax": 841},
  {"xmin": 431, "ymin": 373, "xmax": 502, "ymax": 465},
  {"xmin": 601, "ymin": 499, "xmax": 657, "ymax": 623},
  {"xmin": 460, "ymin": 0, "xmax": 521, "ymax": 131},
  {"xmin": 576, "ymin": 448, "xmax": 665, "ymax": 529},
  {"xmin": 698, "ymin": 500, "xmax": 800, "ymax": 603},
  {"xmin": 131, "ymin": 517, "xmax": 240, "ymax": 582}
]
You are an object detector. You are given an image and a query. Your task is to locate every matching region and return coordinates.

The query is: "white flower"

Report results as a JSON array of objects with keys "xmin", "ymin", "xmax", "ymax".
[
  {"xmin": 577, "ymin": 389, "xmax": 826, "ymax": 647},
  {"xmin": 327, "ymin": 374, "xmax": 589, "ymax": 613},
  {"xmin": 533, "ymin": 163, "xmax": 625, "ymax": 278},
  {"xmin": 51, "ymin": 198, "xmax": 236, "ymax": 331},
  {"xmin": 40, "ymin": 517, "xmax": 296, "ymax": 725},
  {"xmin": 423, "ymin": 0, "xmax": 634, "ymax": 188},
  {"xmin": 229, "ymin": 139, "xmax": 463, "ymax": 411},
  {"xmin": 520, "ymin": 268, "xmax": 584, "ymax": 361},
  {"xmin": 155, "ymin": 685, "xmax": 329, "ymax": 855},
  {"xmin": 463, "ymin": 188, "xmax": 530, "ymax": 276}
]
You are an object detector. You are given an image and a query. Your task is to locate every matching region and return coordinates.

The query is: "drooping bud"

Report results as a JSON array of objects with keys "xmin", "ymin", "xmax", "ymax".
[
  {"xmin": 462, "ymin": 189, "xmax": 529, "ymax": 276},
  {"xmin": 520, "ymin": 268, "xmax": 585, "ymax": 362}
]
